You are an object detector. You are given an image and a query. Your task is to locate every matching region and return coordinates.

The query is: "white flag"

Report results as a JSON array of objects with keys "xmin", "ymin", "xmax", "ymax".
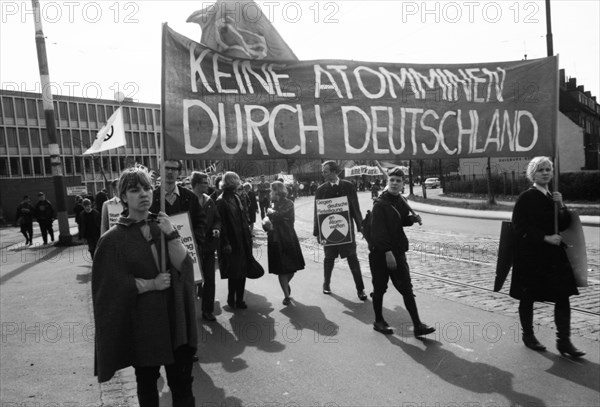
[{"xmin": 83, "ymin": 107, "xmax": 126, "ymax": 155}]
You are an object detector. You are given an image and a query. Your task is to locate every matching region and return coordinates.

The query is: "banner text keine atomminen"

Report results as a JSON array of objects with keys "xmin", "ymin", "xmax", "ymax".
[{"xmin": 163, "ymin": 25, "xmax": 558, "ymax": 160}]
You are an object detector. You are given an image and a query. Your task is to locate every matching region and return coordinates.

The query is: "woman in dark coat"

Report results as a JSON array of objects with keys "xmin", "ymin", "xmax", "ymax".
[
  {"xmin": 216, "ymin": 171, "xmax": 253, "ymax": 309},
  {"xmin": 510, "ymin": 156, "xmax": 584, "ymax": 358},
  {"xmin": 92, "ymin": 167, "xmax": 197, "ymax": 405},
  {"xmin": 264, "ymin": 181, "xmax": 305, "ymax": 305}
]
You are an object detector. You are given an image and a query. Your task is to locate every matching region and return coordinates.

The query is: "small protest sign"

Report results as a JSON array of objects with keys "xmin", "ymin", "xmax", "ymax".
[
  {"xmin": 169, "ymin": 212, "xmax": 203, "ymax": 284},
  {"xmin": 316, "ymin": 196, "xmax": 352, "ymax": 246}
]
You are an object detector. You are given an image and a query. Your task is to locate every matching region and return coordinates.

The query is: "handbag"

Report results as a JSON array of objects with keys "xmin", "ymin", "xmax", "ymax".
[
  {"xmin": 262, "ymin": 216, "xmax": 273, "ymax": 232},
  {"xmin": 247, "ymin": 255, "xmax": 265, "ymax": 279}
]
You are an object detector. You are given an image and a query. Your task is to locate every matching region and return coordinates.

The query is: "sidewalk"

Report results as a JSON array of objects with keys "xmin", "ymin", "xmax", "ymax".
[{"xmin": 405, "ymin": 194, "xmax": 600, "ymax": 227}]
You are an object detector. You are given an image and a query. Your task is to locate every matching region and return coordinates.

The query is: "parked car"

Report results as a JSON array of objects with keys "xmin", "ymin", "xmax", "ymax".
[{"xmin": 424, "ymin": 177, "xmax": 441, "ymax": 189}]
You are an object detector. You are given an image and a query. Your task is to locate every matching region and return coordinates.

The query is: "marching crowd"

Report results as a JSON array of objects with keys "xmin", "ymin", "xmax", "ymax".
[{"xmin": 16, "ymin": 156, "xmax": 585, "ymax": 406}]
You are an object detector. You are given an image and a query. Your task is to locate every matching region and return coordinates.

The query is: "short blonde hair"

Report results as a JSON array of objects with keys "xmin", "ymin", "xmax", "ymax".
[{"xmin": 526, "ymin": 156, "xmax": 553, "ymax": 182}]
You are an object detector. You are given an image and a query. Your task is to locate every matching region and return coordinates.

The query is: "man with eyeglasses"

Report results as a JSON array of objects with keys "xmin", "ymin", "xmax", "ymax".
[{"xmin": 150, "ymin": 159, "xmax": 207, "ymax": 261}]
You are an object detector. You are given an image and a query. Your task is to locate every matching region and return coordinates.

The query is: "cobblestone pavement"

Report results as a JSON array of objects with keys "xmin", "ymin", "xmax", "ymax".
[{"xmin": 292, "ymin": 194, "xmax": 600, "ymax": 343}]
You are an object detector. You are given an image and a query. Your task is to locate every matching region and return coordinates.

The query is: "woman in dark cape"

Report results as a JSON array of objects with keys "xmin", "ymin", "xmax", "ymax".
[
  {"xmin": 265, "ymin": 181, "xmax": 305, "ymax": 305},
  {"xmin": 92, "ymin": 167, "xmax": 197, "ymax": 406},
  {"xmin": 510, "ymin": 156, "xmax": 583, "ymax": 358}
]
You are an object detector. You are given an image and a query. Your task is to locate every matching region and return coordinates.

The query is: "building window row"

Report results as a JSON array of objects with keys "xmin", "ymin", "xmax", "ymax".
[
  {"xmin": 0, "ymin": 127, "xmax": 160, "ymax": 151},
  {"xmin": 0, "ymin": 154, "xmax": 163, "ymax": 178},
  {"xmin": 1, "ymin": 96, "xmax": 160, "ymax": 129}
]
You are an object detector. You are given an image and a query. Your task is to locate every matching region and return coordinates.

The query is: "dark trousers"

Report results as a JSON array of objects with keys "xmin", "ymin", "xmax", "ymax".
[
  {"xmin": 519, "ymin": 296, "xmax": 571, "ymax": 339},
  {"xmin": 259, "ymin": 198, "xmax": 270, "ymax": 219},
  {"xmin": 369, "ymin": 250, "xmax": 422, "ymax": 326},
  {"xmin": 323, "ymin": 253, "xmax": 365, "ymax": 291},
  {"xmin": 134, "ymin": 345, "xmax": 195, "ymax": 407},
  {"xmin": 201, "ymin": 250, "xmax": 216, "ymax": 313},
  {"xmin": 228, "ymin": 278, "xmax": 246, "ymax": 305},
  {"xmin": 38, "ymin": 220, "xmax": 54, "ymax": 243},
  {"xmin": 87, "ymin": 237, "xmax": 99, "ymax": 260},
  {"xmin": 20, "ymin": 222, "xmax": 33, "ymax": 243}
]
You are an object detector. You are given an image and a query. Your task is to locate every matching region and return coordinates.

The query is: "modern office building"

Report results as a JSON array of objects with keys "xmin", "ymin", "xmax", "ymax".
[{"xmin": 0, "ymin": 89, "xmax": 213, "ymax": 223}]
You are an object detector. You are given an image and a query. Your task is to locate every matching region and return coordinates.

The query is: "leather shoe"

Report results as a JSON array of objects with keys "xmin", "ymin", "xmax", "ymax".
[
  {"xmin": 202, "ymin": 312, "xmax": 216, "ymax": 322},
  {"xmin": 523, "ymin": 334, "xmax": 546, "ymax": 351},
  {"xmin": 373, "ymin": 320, "xmax": 393, "ymax": 335},
  {"xmin": 357, "ymin": 290, "xmax": 368, "ymax": 301},
  {"xmin": 322, "ymin": 284, "xmax": 331, "ymax": 294},
  {"xmin": 414, "ymin": 323, "xmax": 436, "ymax": 337},
  {"xmin": 557, "ymin": 339, "xmax": 585, "ymax": 358},
  {"xmin": 236, "ymin": 301, "xmax": 248, "ymax": 309},
  {"xmin": 283, "ymin": 297, "xmax": 291, "ymax": 306},
  {"xmin": 192, "ymin": 355, "xmax": 199, "ymax": 362}
]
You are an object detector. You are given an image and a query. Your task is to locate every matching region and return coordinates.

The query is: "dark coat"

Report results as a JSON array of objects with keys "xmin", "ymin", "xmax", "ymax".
[
  {"xmin": 370, "ymin": 191, "xmax": 415, "ymax": 253},
  {"xmin": 92, "ymin": 217, "xmax": 197, "ymax": 383},
  {"xmin": 79, "ymin": 209, "xmax": 101, "ymax": 241},
  {"xmin": 149, "ymin": 185, "xmax": 207, "ymax": 246},
  {"xmin": 313, "ymin": 179, "xmax": 362, "ymax": 237},
  {"xmin": 16, "ymin": 202, "xmax": 34, "ymax": 225},
  {"xmin": 247, "ymin": 190, "xmax": 259, "ymax": 223},
  {"xmin": 509, "ymin": 188, "xmax": 578, "ymax": 302},
  {"xmin": 95, "ymin": 191, "xmax": 108, "ymax": 212},
  {"xmin": 216, "ymin": 190, "xmax": 253, "ymax": 279},
  {"xmin": 199, "ymin": 193, "xmax": 221, "ymax": 253},
  {"xmin": 34, "ymin": 199, "xmax": 55, "ymax": 221},
  {"xmin": 267, "ymin": 198, "xmax": 305, "ymax": 274}
]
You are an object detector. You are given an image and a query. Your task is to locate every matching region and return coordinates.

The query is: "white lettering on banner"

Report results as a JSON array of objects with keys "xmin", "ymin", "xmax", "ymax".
[
  {"xmin": 190, "ymin": 44, "xmax": 296, "ymax": 98},
  {"xmin": 184, "ymin": 101, "xmax": 325, "ymax": 155},
  {"xmin": 340, "ymin": 107, "xmax": 537, "ymax": 156},
  {"xmin": 314, "ymin": 64, "xmax": 506, "ymax": 102}
]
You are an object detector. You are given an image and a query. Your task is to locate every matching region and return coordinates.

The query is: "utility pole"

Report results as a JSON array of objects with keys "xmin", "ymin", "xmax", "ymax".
[
  {"xmin": 545, "ymin": 0, "xmax": 554, "ymax": 57},
  {"xmin": 32, "ymin": 0, "xmax": 72, "ymax": 245}
]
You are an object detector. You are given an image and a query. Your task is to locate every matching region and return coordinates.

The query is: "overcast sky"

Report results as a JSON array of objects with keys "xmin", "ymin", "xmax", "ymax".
[{"xmin": 1, "ymin": 0, "xmax": 598, "ymax": 104}]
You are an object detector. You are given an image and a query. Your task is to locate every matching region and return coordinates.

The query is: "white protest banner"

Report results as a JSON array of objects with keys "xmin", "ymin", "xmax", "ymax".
[
  {"xmin": 162, "ymin": 25, "xmax": 558, "ymax": 161},
  {"xmin": 344, "ymin": 165, "xmax": 384, "ymax": 177},
  {"xmin": 66, "ymin": 186, "xmax": 88, "ymax": 196},
  {"xmin": 316, "ymin": 196, "xmax": 352, "ymax": 246},
  {"xmin": 169, "ymin": 212, "xmax": 203, "ymax": 284}
]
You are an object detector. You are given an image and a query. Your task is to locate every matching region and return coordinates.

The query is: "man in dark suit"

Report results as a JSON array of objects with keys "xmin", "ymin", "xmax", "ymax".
[
  {"xmin": 149, "ymin": 159, "xmax": 206, "ymax": 256},
  {"xmin": 313, "ymin": 161, "xmax": 367, "ymax": 301}
]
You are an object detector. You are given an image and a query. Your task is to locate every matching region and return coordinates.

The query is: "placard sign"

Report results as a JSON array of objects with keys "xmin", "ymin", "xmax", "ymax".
[
  {"xmin": 316, "ymin": 196, "xmax": 352, "ymax": 246},
  {"xmin": 67, "ymin": 186, "xmax": 88, "ymax": 196},
  {"xmin": 169, "ymin": 212, "xmax": 203, "ymax": 284},
  {"xmin": 104, "ymin": 200, "xmax": 124, "ymax": 232}
]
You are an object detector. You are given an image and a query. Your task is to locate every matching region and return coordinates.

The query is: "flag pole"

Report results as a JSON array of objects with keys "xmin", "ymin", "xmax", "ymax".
[
  {"xmin": 546, "ymin": 0, "xmax": 560, "ymax": 233},
  {"xmin": 32, "ymin": 0, "xmax": 72, "ymax": 245},
  {"xmin": 160, "ymin": 23, "xmax": 168, "ymax": 273}
]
